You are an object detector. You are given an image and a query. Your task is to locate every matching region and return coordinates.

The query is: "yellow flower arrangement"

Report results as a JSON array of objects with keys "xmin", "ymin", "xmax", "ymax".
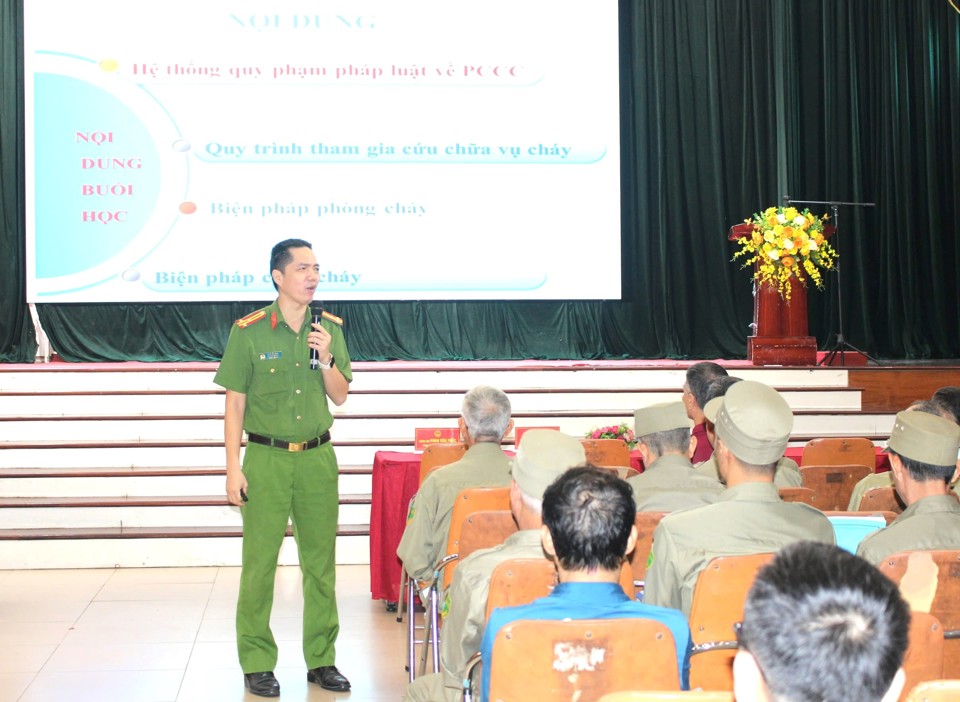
[{"xmin": 733, "ymin": 206, "xmax": 838, "ymax": 300}]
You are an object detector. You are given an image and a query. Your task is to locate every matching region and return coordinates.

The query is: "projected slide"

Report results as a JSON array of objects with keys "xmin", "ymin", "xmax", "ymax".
[{"xmin": 24, "ymin": 1, "xmax": 622, "ymax": 303}]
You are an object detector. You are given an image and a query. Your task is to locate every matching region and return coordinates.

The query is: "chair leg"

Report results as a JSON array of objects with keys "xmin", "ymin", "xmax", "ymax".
[
  {"xmin": 431, "ymin": 584, "xmax": 441, "ymax": 673},
  {"xmin": 406, "ymin": 576, "xmax": 419, "ymax": 682},
  {"xmin": 398, "ymin": 569, "xmax": 408, "ymax": 623}
]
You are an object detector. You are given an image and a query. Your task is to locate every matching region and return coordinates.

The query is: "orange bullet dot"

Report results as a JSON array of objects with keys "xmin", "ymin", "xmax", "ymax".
[{"xmin": 179, "ymin": 202, "xmax": 197, "ymax": 214}]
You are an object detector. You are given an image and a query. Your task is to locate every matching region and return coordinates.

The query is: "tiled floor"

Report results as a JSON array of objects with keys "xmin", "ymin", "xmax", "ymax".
[{"xmin": 0, "ymin": 565, "xmax": 407, "ymax": 702}]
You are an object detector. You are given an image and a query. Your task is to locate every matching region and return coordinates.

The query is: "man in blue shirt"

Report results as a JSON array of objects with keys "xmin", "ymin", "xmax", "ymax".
[{"xmin": 478, "ymin": 466, "xmax": 692, "ymax": 700}]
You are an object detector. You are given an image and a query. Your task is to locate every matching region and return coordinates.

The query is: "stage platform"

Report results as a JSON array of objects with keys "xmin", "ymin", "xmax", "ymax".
[{"xmin": 1, "ymin": 358, "xmax": 958, "ymax": 569}]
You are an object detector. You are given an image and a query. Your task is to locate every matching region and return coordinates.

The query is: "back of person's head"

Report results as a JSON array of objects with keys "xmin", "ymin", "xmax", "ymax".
[
  {"xmin": 461, "ymin": 385, "xmax": 512, "ymax": 441},
  {"xmin": 707, "ymin": 380, "xmax": 792, "ymax": 477},
  {"xmin": 541, "ymin": 465, "xmax": 636, "ymax": 572},
  {"xmin": 511, "ymin": 429, "xmax": 587, "ymax": 514},
  {"xmin": 735, "ymin": 541, "xmax": 909, "ymax": 702},
  {"xmin": 685, "ymin": 362, "xmax": 729, "ymax": 411},
  {"xmin": 633, "ymin": 402, "xmax": 693, "ymax": 456},
  {"xmin": 704, "ymin": 375, "xmax": 742, "ymax": 405},
  {"xmin": 885, "ymin": 409, "xmax": 960, "ymax": 484},
  {"xmin": 932, "ymin": 386, "xmax": 960, "ymax": 424}
]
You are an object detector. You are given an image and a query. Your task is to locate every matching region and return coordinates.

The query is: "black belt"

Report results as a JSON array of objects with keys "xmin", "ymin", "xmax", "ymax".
[{"xmin": 246, "ymin": 431, "xmax": 331, "ymax": 452}]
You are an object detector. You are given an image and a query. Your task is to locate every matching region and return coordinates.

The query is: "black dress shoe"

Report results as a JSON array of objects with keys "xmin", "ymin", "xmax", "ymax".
[
  {"xmin": 244, "ymin": 671, "xmax": 280, "ymax": 697},
  {"xmin": 307, "ymin": 665, "xmax": 351, "ymax": 691}
]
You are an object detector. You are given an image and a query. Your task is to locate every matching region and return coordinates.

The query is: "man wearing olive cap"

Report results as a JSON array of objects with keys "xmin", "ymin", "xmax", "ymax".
[
  {"xmin": 627, "ymin": 402, "xmax": 723, "ymax": 512},
  {"xmin": 644, "ymin": 381, "xmax": 835, "ymax": 616},
  {"xmin": 856, "ymin": 410, "xmax": 960, "ymax": 565},
  {"xmin": 694, "ymin": 376, "xmax": 802, "ymax": 488},
  {"xmin": 403, "ymin": 429, "xmax": 586, "ymax": 702}
]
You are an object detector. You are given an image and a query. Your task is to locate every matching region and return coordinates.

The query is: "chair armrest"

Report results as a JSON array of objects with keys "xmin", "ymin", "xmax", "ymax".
[{"xmin": 461, "ymin": 651, "xmax": 483, "ymax": 702}]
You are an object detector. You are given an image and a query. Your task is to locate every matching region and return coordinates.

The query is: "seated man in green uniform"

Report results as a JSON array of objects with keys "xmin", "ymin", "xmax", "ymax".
[
  {"xmin": 694, "ymin": 376, "xmax": 802, "ymax": 488},
  {"xmin": 857, "ymin": 409, "xmax": 960, "ymax": 565},
  {"xmin": 402, "ymin": 429, "xmax": 586, "ymax": 702},
  {"xmin": 214, "ymin": 238, "xmax": 352, "ymax": 697},
  {"xmin": 627, "ymin": 401, "xmax": 723, "ymax": 512},
  {"xmin": 846, "ymin": 398, "xmax": 959, "ymax": 510},
  {"xmin": 734, "ymin": 541, "xmax": 909, "ymax": 702},
  {"xmin": 645, "ymin": 380, "xmax": 836, "ymax": 616},
  {"xmin": 397, "ymin": 385, "xmax": 514, "ymax": 594}
]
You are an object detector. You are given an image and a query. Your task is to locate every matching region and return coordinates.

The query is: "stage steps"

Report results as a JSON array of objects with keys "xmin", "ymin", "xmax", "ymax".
[{"xmin": 0, "ymin": 360, "xmax": 890, "ymax": 569}]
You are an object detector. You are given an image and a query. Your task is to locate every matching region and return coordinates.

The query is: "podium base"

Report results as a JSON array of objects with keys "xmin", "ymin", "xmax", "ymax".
[{"xmin": 749, "ymin": 336, "xmax": 817, "ymax": 366}]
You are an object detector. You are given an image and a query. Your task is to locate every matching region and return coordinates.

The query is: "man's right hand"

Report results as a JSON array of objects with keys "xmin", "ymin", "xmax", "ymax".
[{"xmin": 226, "ymin": 470, "xmax": 248, "ymax": 506}]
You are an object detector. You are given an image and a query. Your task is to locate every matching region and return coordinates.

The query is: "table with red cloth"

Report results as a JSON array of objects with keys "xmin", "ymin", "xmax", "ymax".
[{"xmin": 367, "ymin": 446, "xmax": 890, "ymax": 601}]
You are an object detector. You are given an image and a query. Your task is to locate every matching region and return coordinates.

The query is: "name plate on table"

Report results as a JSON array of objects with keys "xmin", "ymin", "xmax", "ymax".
[
  {"xmin": 514, "ymin": 426, "xmax": 561, "ymax": 447},
  {"xmin": 415, "ymin": 427, "xmax": 460, "ymax": 451}
]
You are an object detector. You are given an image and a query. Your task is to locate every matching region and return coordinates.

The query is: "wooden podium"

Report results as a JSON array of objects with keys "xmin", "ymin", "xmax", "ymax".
[{"xmin": 729, "ymin": 223, "xmax": 824, "ymax": 366}]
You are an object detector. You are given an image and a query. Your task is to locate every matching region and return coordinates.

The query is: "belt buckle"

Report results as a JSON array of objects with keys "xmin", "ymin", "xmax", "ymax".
[{"xmin": 288, "ymin": 441, "xmax": 305, "ymax": 452}]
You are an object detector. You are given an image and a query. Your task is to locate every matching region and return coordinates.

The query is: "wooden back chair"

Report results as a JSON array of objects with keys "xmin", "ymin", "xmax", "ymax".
[
  {"xmin": 415, "ymin": 487, "xmax": 511, "ymax": 678},
  {"xmin": 778, "ymin": 486, "xmax": 819, "ymax": 507},
  {"xmin": 799, "ymin": 464, "xmax": 872, "ymax": 511},
  {"xmin": 457, "ymin": 510, "xmax": 518, "ymax": 566},
  {"xmin": 582, "ymin": 438, "xmax": 632, "ymax": 467},
  {"xmin": 899, "ymin": 611, "xmax": 945, "ymax": 702},
  {"xmin": 905, "ymin": 679, "xmax": 960, "ymax": 702},
  {"xmin": 878, "ymin": 550, "xmax": 960, "ymax": 677},
  {"xmin": 484, "ymin": 618, "xmax": 682, "ymax": 700},
  {"xmin": 440, "ymin": 487, "xmax": 512, "ymax": 591},
  {"xmin": 859, "ymin": 485, "xmax": 906, "ymax": 514},
  {"xmin": 597, "ymin": 464, "xmax": 641, "ymax": 480},
  {"xmin": 485, "ymin": 557, "xmax": 557, "ymax": 619},
  {"xmin": 599, "ymin": 693, "xmax": 734, "ymax": 702},
  {"xmin": 801, "ymin": 437, "xmax": 876, "ymax": 469},
  {"xmin": 401, "ymin": 442, "xmax": 470, "ymax": 678},
  {"xmin": 628, "ymin": 511, "xmax": 668, "ymax": 595},
  {"xmin": 419, "ymin": 442, "xmax": 467, "ymax": 484},
  {"xmin": 485, "ymin": 558, "xmax": 635, "ymax": 621},
  {"xmin": 688, "ymin": 553, "xmax": 775, "ymax": 691}
]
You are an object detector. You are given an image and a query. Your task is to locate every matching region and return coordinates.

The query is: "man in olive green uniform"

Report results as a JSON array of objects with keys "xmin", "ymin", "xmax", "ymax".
[
  {"xmin": 215, "ymin": 239, "xmax": 351, "ymax": 697},
  {"xmin": 627, "ymin": 402, "xmax": 723, "ymax": 512},
  {"xmin": 396, "ymin": 386, "xmax": 514, "ymax": 591},
  {"xmin": 846, "ymin": 399, "xmax": 958, "ymax": 510},
  {"xmin": 403, "ymin": 430, "xmax": 586, "ymax": 702},
  {"xmin": 857, "ymin": 410, "xmax": 960, "ymax": 565},
  {"xmin": 693, "ymin": 377, "xmax": 802, "ymax": 488},
  {"xmin": 645, "ymin": 381, "xmax": 835, "ymax": 616}
]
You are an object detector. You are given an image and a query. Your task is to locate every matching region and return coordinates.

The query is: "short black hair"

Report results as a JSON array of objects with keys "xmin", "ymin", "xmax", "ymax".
[
  {"xmin": 269, "ymin": 238, "xmax": 313, "ymax": 291},
  {"xmin": 889, "ymin": 449, "xmax": 955, "ymax": 484},
  {"xmin": 685, "ymin": 362, "xmax": 728, "ymax": 410},
  {"xmin": 638, "ymin": 427, "xmax": 690, "ymax": 456},
  {"xmin": 542, "ymin": 465, "xmax": 636, "ymax": 572},
  {"xmin": 739, "ymin": 541, "xmax": 909, "ymax": 702},
  {"xmin": 932, "ymin": 386, "xmax": 960, "ymax": 424},
  {"xmin": 704, "ymin": 375, "xmax": 742, "ymax": 405}
]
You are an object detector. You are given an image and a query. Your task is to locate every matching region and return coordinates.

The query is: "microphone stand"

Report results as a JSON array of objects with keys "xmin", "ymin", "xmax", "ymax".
[{"xmin": 782, "ymin": 197, "xmax": 877, "ymax": 367}]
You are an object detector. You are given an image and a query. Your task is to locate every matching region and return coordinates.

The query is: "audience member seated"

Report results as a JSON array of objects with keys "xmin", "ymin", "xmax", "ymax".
[
  {"xmin": 683, "ymin": 362, "xmax": 729, "ymax": 464},
  {"xmin": 402, "ymin": 429, "xmax": 586, "ymax": 702},
  {"xmin": 694, "ymin": 376, "xmax": 802, "ymax": 488},
  {"xmin": 857, "ymin": 409, "xmax": 960, "ymax": 565},
  {"xmin": 397, "ymin": 386, "xmax": 514, "ymax": 589},
  {"xmin": 645, "ymin": 381, "xmax": 835, "ymax": 616},
  {"xmin": 627, "ymin": 401, "xmax": 723, "ymax": 511},
  {"xmin": 846, "ymin": 399, "xmax": 958, "ymax": 510},
  {"xmin": 734, "ymin": 541, "xmax": 909, "ymax": 702},
  {"xmin": 478, "ymin": 466, "xmax": 692, "ymax": 700}
]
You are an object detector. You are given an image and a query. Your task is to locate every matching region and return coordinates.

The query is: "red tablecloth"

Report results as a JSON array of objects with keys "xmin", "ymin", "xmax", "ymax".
[
  {"xmin": 368, "ymin": 446, "xmax": 890, "ymax": 601},
  {"xmin": 369, "ymin": 451, "xmax": 422, "ymax": 602}
]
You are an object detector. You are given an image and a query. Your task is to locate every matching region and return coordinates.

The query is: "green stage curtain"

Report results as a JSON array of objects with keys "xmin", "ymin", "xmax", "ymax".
[
  {"xmin": 0, "ymin": 0, "xmax": 36, "ymax": 362},
  {"xmin": 3, "ymin": 1, "xmax": 959, "ymax": 362}
]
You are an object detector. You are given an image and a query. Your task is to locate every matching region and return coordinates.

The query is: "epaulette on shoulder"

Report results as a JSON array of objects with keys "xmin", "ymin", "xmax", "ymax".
[
  {"xmin": 321, "ymin": 310, "xmax": 344, "ymax": 326},
  {"xmin": 235, "ymin": 310, "xmax": 267, "ymax": 328}
]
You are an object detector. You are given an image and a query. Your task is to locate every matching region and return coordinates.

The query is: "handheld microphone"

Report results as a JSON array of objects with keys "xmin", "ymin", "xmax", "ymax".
[{"xmin": 310, "ymin": 307, "xmax": 322, "ymax": 370}]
